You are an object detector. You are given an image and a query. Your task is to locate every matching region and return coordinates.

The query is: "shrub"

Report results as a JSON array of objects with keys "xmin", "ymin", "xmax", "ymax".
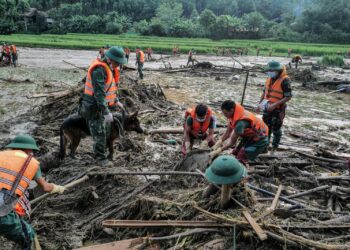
[{"xmin": 318, "ymin": 56, "xmax": 345, "ymax": 67}]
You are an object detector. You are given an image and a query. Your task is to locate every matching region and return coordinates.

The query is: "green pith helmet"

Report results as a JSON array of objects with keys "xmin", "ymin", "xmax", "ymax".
[
  {"xmin": 105, "ymin": 46, "xmax": 127, "ymax": 65},
  {"xmin": 5, "ymin": 134, "xmax": 39, "ymax": 151},
  {"xmin": 264, "ymin": 61, "xmax": 283, "ymax": 71},
  {"xmin": 205, "ymin": 155, "xmax": 247, "ymax": 185}
]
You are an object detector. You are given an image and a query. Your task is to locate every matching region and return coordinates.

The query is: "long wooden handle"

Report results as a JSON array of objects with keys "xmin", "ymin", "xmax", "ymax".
[{"xmin": 30, "ymin": 175, "xmax": 89, "ymax": 205}]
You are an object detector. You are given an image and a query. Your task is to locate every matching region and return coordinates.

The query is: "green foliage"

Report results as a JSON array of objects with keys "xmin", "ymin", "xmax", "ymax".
[
  {"xmin": 318, "ymin": 56, "xmax": 345, "ymax": 67},
  {"xmin": 1, "ymin": 0, "xmax": 350, "ymax": 44},
  {"xmin": 2, "ymin": 33, "xmax": 348, "ymax": 58}
]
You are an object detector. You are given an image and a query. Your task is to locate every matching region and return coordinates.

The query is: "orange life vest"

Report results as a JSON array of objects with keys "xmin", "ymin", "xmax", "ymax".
[
  {"xmin": 84, "ymin": 59, "xmax": 118, "ymax": 107},
  {"xmin": 229, "ymin": 104, "xmax": 268, "ymax": 141},
  {"xmin": 4, "ymin": 46, "xmax": 10, "ymax": 54},
  {"xmin": 185, "ymin": 107, "xmax": 213, "ymax": 137},
  {"xmin": 138, "ymin": 51, "xmax": 145, "ymax": 63},
  {"xmin": 0, "ymin": 150, "xmax": 39, "ymax": 198},
  {"xmin": 15, "ymin": 191, "xmax": 31, "ymax": 217},
  {"xmin": 264, "ymin": 66, "xmax": 289, "ymax": 107},
  {"xmin": 10, "ymin": 45, "xmax": 17, "ymax": 54}
]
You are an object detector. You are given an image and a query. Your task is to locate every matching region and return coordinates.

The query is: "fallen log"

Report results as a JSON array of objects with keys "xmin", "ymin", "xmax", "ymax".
[
  {"xmin": 242, "ymin": 211, "xmax": 267, "ymax": 241},
  {"xmin": 277, "ymin": 228, "xmax": 350, "ymax": 250},
  {"xmin": 102, "ymin": 220, "xmax": 233, "ymax": 228},
  {"xmin": 296, "ymin": 152, "xmax": 347, "ymax": 164},
  {"xmin": 246, "ymin": 184, "xmax": 305, "ymax": 208},
  {"xmin": 256, "ymin": 185, "xmax": 282, "ymax": 221},
  {"xmin": 286, "ymin": 185, "xmax": 330, "ymax": 199},
  {"xmin": 88, "ymin": 171, "xmax": 202, "ymax": 177}
]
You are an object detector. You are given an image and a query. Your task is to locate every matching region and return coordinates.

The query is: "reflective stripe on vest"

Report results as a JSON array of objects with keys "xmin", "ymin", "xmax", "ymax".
[
  {"xmin": 0, "ymin": 150, "xmax": 39, "ymax": 198},
  {"xmin": 84, "ymin": 59, "xmax": 117, "ymax": 107},
  {"xmin": 185, "ymin": 107, "xmax": 212, "ymax": 137},
  {"xmin": 264, "ymin": 74, "xmax": 289, "ymax": 103},
  {"xmin": 229, "ymin": 103, "xmax": 268, "ymax": 140}
]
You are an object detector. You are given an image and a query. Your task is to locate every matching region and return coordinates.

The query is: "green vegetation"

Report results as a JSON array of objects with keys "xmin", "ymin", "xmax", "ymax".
[
  {"xmin": 318, "ymin": 56, "xmax": 345, "ymax": 67},
  {"xmin": 1, "ymin": 0, "xmax": 350, "ymax": 44},
  {"xmin": 1, "ymin": 33, "xmax": 349, "ymax": 57}
]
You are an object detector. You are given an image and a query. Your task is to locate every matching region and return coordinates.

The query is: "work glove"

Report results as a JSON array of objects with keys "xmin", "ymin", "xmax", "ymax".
[
  {"xmin": 209, "ymin": 148, "xmax": 222, "ymax": 159},
  {"xmin": 199, "ymin": 140, "xmax": 209, "ymax": 150},
  {"xmin": 212, "ymin": 139, "xmax": 223, "ymax": 151},
  {"xmin": 50, "ymin": 184, "xmax": 66, "ymax": 194},
  {"xmin": 257, "ymin": 99, "xmax": 269, "ymax": 112},
  {"xmin": 104, "ymin": 112, "xmax": 113, "ymax": 123}
]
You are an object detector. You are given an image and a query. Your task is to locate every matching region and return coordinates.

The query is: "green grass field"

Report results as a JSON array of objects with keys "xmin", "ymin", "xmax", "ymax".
[{"xmin": 1, "ymin": 33, "xmax": 349, "ymax": 57}]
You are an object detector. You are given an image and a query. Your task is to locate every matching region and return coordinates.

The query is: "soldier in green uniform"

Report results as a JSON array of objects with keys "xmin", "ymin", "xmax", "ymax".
[{"xmin": 80, "ymin": 46, "xmax": 126, "ymax": 166}]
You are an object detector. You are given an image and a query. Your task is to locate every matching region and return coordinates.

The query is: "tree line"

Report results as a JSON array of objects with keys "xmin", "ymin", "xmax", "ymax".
[{"xmin": 1, "ymin": 0, "xmax": 350, "ymax": 44}]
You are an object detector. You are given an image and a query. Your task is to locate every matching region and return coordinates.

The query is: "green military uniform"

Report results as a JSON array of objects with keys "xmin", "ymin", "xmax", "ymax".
[
  {"xmin": 80, "ymin": 64, "xmax": 112, "ymax": 161},
  {"xmin": 136, "ymin": 51, "xmax": 144, "ymax": 79},
  {"xmin": 234, "ymin": 120, "xmax": 269, "ymax": 160},
  {"xmin": 0, "ymin": 169, "xmax": 41, "ymax": 249},
  {"xmin": 262, "ymin": 75, "xmax": 292, "ymax": 150},
  {"xmin": 80, "ymin": 46, "xmax": 126, "ymax": 161}
]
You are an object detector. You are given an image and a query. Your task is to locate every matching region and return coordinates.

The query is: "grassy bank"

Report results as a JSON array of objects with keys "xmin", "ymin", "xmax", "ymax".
[{"xmin": 1, "ymin": 33, "xmax": 349, "ymax": 56}]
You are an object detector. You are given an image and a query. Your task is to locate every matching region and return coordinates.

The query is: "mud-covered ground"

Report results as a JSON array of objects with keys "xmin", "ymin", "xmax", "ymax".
[{"xmin": 1, "ymin": 47, "xmax": 350, "ymax": 249}]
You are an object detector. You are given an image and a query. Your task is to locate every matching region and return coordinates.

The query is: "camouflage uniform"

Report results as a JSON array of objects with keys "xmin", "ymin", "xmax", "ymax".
[{"xmin": 80, "ymin": 64, "xmax": 113, "ymax": 160}]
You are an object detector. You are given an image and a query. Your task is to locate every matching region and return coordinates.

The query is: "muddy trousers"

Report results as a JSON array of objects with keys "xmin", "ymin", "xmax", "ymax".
[
  {"xmin": 86, "ymin": 117, "xmax": 108, "ymax": 160},
  {"xmin": 263, "ymin": 110, "xmax": 285, "ymax": 149},
  {"xmin": 0, "ymin": 211, "xmax": 36, "ymax": 250},
  {"xmin": 232, "ymin": 137, "xmax": 269, "ymax": 165},
  {"xmin": 137, "ymin": 63, "xmax": 144, "ymax": 79}
]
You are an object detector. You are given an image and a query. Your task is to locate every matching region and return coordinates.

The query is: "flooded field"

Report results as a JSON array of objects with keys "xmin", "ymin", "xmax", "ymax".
[{"xmin": 1, "ymin": 47, "xmax": 350, "ymax": 249}]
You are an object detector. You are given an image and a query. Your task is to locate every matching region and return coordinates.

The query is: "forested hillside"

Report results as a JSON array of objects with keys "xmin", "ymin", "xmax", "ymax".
[{"xmin": 1, "ymin": 0, "xmax": 350, "ymax": 43}]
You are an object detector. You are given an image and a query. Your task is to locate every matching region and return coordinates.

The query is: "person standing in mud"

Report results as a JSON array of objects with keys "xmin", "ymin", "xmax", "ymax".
[
  {"xmin": 182, "ymin": 104, "xmax": 216, "ymax": 157},
  {"xmin": 288, "ymin": 48, "xmax": 292, "ymax": 57},
  {"xmin": 146, "ymin": 47, "xmax": 153, "ymax": 61},
  {"xmin": 0, "ymin": 134, "xmax": 65, "ymax": 249},
  {"xmin": 124, "ymin": 47, "xmax": 130, "ymax": 62},
  {"xmin": 136, "ymin": 47, "xmax": 145, "ymax": 79},
  {"xmin": 289, "ymin": 55, "xmax": 302, "ymax": 69},
  {"xmin": 210, "ymin": 100, "xmax": 269, "ymax": 168},
  {"xmin": 269, "ymin": 48, "xmax": 273, "ymax": 57},
  {"xmin": 10, "ymin": 44, "xmax": 18, "ymax": 67},
  {"xmin": 256, "ymin": 47, "xmax": 260, "ymax": 57},
  {"xmin": 186, "ymin": 48, "xmax": 197, "ymax": 67},
  {"xmin": 80, "ymin": 46, "xmax": 127, "ymax": 166},
  {"xmin": 257, "ymin": 61, "xmax": 292, "ymax": 153}
]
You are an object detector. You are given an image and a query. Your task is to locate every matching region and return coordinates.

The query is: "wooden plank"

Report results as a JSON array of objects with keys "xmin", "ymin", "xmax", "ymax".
[
  {"xmin": 220, "ymin": 185, "xmax": 231, "ymax": 209},
  {"xmin": 242, "ymin": 211, "xmax": 268, "ymax": 241},
  {"xmin": 270, "ymin": 184, "xmax": 283, "ymax": 210},
  {"xmin": 102, "ymin": 220, "xmax": 233, "ymax": 228},
  {"xmin": 74, "ymin": 237, "xmax": 159, "ymax": 250}
]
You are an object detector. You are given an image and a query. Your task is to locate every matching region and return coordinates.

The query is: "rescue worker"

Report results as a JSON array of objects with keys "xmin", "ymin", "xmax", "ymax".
[
  {"xmin": 289, "ymin": 55, "xmax": 302, "ymax": 69},
  {"xmin": 172, "ymin": 46, "xmax": 177, "ymax": 56},
  {"xmin": 244, "ymin": 47, "xmax": 248, "ymax": 56},
  {"xmin": 135, "ymin": 47, "xmax": 145, "ymax": 79},
  {"xmin": 0, "ymin": 134, "xmax": 65, "ymax": 249},
  {"xmin": 257, "ymin": 61, "xmax": 292, "ymax": 152},
  {"xmin": 10, "ymin": 44, "xmax": 18, "ymax": 67},
  {"xmin": 146, "ymin": 47, "xmax": 153, "ymax": 61},
  {"xmin": 80, "ymin": 46, "xmax": 126, "ymax": 166},
  {"xmin": 182, "ymin": 104, "xmax": 216, "ymax": 157},
  {"xmin": 288, "ymin": 48, "xmax": 292, "ymax": 57},
  {"xmin": 1, "ymin": 43, "xmax": 10, "ymax": 64},
  {"xmin": 210, "ymin": 100, "xmax": 269, "ymax": 167},
  {"xmin": 256, "ymin": 47, "xmax": 260, "ymax": 57},
  {"xmin": 202, "ymin": 155, "xmax": 248, "ymax": 203},
  {"xmin": 186, "ymin": 48, "xmax": 197, "ymax": 67},
  {"xmin": 124, "ymin": 47, "xmax": 130, "ymax": 62}
]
